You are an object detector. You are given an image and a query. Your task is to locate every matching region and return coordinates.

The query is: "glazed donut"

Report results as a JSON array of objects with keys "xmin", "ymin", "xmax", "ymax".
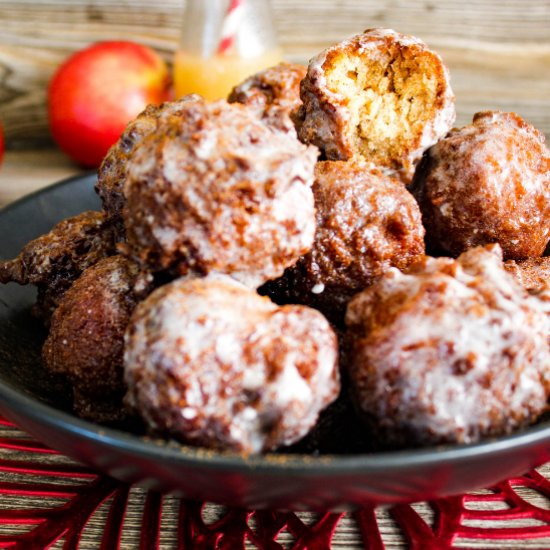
[
  {"xmin": 411, "ymin": 111, "xmax": 550, "ymax": 259},
  {"xmin": 345, "ymin": 245, "xmax": 550, "ymax": 447},
  {"xmin": 124, "ymin": 274, "xmax": 340, "ymax": 454},
  {"xmin": 261, "ymin": 160, "xmax": 425, "ymax": 323},
  {"xmin": 228, "ymin": 62, "xmax": 307, "ymax": 135},
  {"xmin": 43, "ymin": 255, "xmax": 148, "ymax": 423},
  {"xmin": 123, "ymin": 97, "xmax": 318, "ymax": 288}
]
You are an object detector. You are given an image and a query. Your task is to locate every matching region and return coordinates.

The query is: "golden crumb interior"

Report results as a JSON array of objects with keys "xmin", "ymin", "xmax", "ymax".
[{"xmin": 325, "ymin": 47, "xmax": 441, "ymax": 169}]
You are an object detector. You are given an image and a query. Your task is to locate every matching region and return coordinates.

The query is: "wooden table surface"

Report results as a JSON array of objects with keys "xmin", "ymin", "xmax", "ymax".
[{"xmin": 0, "ymin": 149, "xmax": 83, "ymax": 207}]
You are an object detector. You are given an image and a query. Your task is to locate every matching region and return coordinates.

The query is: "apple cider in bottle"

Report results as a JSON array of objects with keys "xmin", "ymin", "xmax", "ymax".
[{"xmin": 174, "ymin": 0, "xmax": 283, "ymax": 100}]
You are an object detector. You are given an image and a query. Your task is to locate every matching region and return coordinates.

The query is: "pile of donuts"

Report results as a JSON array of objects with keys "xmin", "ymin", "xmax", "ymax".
[{"xmin": 2, "ymin": 29, "xmax": 549, "ymax": 454}]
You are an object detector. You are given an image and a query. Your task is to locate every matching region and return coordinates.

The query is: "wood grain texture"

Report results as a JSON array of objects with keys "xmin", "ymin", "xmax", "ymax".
[
  {"xmin": 0, "ymin": 149, "xmax": 83, "ymax": 207},
  {"xmin": 0, "ymin": 0, "xmax": 549, "ymax": 146}
]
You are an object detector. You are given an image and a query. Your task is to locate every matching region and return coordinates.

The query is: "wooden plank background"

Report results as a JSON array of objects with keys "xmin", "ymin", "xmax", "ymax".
[{"xmin": 0, "ymin": 0, "xmax": 549, "ymax": 148}]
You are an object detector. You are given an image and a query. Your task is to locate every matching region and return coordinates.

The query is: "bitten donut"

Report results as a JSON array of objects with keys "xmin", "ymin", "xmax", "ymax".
[
  {"xmin": 228, "ymin": 62, "xmax": 307, "ymax": 134},
  {"xmin": 124, "ymin": 275, "xmax": 340, "ymax": 454},
  {"xmin": 296, "ymin": 28, "xmax": 455, "ymax": 182},
  {"xmin": 411, "ymin": 111, "xmax": 550, "ymax": 259},
  {"xmin": 261, "ymin": 160, "xmax": 425, "ymax": 323},
  {"xmin": 123, "ymin": 97, "xmax": 318, "ymax": 288},
  {"xmin": 345, "ymin": 245, "xmax": 550, "ymax": 447},
  {"xmin": 43, "ymin": 255, "xmax": 149, "ymax": 423}
]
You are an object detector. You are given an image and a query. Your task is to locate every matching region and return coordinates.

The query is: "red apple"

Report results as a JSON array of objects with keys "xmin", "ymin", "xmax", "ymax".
[{"xmin": 48, "ymin": 41, "xmax": 170, "ymax": 168}]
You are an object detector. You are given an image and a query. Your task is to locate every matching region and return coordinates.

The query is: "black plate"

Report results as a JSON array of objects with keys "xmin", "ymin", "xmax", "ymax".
[{"xmin": 0, "ymin": 174, "xmax": 549, "ymax": 510}]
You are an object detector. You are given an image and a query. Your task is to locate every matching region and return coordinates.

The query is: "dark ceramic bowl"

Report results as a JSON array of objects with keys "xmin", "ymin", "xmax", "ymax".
[{"xmin": 0, "ymin": 174, "xmax": 549, "ymax": 511}]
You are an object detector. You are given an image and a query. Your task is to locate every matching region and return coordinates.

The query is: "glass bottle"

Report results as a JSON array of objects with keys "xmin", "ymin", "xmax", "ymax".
[{"xmin": 174, "ymin": 0, "xmax": 283, "ymax": 101}]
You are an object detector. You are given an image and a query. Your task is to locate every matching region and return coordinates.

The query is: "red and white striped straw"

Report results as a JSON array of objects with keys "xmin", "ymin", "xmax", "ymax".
[{"xmin": 217, "ymin": 0, "xmax": 244, "ymax": 55}]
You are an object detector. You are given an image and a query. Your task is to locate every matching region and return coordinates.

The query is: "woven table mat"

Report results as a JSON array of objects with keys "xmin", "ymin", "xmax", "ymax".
[{"xmin": 0, "ymin": 417, "xmax": 549, "ymax": 549}]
